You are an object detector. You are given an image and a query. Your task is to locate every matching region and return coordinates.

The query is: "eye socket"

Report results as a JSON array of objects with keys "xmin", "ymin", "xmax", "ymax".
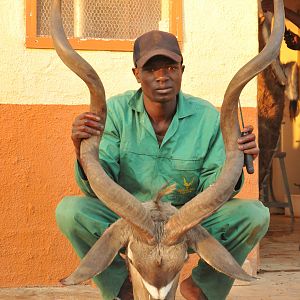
[
  {"xmin": 142, "ymin": 65, "xmax": 179, "ymax": 73},
  {"xmin": 142, "ymin": 68, "xmax": 155, "ymax": 73},
  {"xmin": 167, "ymin": 65, "xmax": 179, "ymax": 71}
]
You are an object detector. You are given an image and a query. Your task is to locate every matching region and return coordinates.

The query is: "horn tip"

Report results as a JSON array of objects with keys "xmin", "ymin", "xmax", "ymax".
[
  {"xmin": 59, "ymin": 277, "xmax": 75, "ymax": 286},
  {"xmin": 236, "ymin": 273, "xmax": 257, "ymax": 282}
]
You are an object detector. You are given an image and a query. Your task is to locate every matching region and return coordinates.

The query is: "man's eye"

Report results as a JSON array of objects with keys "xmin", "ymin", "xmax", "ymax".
[
  {"xmin": 143, "ymin": 68, "xmax": 155, "ymax": 72},
  {"xmin": 167, "ymin": 66, "xmax": 178, "ymax": 71},
  {"xmin": 143, "ymin": 65, "xmax": 178, "ymax": 72}
]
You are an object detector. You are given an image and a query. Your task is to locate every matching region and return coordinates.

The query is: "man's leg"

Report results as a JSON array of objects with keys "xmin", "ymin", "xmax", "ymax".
[
  {"xmin": 56, "ymin": 196, "xmax": 128, "ymax": 300},
  {"xmin": 181, "ymin": 199, "xmax": 270, "ymax": 300}
]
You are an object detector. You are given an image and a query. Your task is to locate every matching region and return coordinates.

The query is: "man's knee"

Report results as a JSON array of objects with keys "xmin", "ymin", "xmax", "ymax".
[
  {"xmin": 56, "ymin": 196, "xmax": 90, "ymax": 235},
  {"xmin": 243, "ymin": 201, "xmax": 270, "ymax": 231}
]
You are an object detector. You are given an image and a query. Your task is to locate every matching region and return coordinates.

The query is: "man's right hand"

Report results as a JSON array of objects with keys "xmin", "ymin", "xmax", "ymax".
[{"xmin": 71, "ymin": 112, "xmax": 104, "ymax": 160}]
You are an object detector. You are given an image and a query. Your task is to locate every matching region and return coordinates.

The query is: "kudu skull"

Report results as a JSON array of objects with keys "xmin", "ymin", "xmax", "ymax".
[{"xmin": 50, "ymin": 0, "xmax": 285, "ymax": 299}]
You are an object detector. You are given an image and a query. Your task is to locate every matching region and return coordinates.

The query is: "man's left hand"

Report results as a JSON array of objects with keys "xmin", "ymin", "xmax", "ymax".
[{"xmin": 237, "ymin": 125, "xmax": 259, "ymax": 160}]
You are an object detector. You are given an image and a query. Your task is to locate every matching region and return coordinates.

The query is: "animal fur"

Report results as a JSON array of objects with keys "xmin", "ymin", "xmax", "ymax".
[{"xmin": 283, "ymin": 62, "xmax": 299, "ymax": 119}]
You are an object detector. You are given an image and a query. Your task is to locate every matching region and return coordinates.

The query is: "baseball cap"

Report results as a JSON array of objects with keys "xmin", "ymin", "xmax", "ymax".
[{"xmin": 133, "ymin": 30, "xmax": 183, "ymax": 68}]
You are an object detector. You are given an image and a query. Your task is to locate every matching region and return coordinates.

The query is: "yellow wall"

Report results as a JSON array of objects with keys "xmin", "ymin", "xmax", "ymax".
[{"xmin": 0, "ymin": 0, "xmax": 259, "ymax": 287}]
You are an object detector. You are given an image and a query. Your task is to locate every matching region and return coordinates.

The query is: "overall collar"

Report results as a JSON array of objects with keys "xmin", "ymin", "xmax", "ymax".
[{"xmin": 128, "ymin": 88, "xmax": 196, "ymax": 119}]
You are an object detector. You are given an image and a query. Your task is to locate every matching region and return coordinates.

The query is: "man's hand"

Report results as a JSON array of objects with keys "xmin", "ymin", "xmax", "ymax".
[
  {"xmin": 72, "ymin": 112, "xmax": 104, "ymax": 160},
  {"xmin": 237, "ymin": 125, "xmax": 259, "ymax": 160},
  {"xmin": 284, "ymin": 29, "xmax": 300, "ymax": 50}
]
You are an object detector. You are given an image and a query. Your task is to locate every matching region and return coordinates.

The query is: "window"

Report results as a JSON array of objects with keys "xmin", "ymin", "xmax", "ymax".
[{"xmin": 26, "ymin": 0, "xmax": 183, "ymax": 51}]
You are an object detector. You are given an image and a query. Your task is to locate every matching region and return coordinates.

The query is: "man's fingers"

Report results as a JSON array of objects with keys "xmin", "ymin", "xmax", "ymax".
[
  {"xmin": 83, "ymin": 112, "xmax": 101, "ymax": 120},
  {"xmin": 238, "ymin": 133, "xmax": 255, "ymax": 144},
  {"xmin": 78, "ymin": 125, "xmax": 101, "ymax": 136},
  {"xmin": 74, "ymin": 132, "xmax": 92, "ymax": 140},
  {"xmin": 84, "ymin": 119, "xmax": 104, "ymax": 130},
  {"xmin": 244, "ymin": 148, "xmax": 260, "ymax": 160},
  {"xmin": 71, "ymin": 112, "xmax": 104, "ymax": 152},
  {"xmin": 244, "ymin": 149, "xmax": 259, "ymax": 156},
  {"xmin": 241, "ymin": 125, "xmax": 254, "ymax": 134},
  {"xmin": 76, "ymin": 112, "xmax": 101, "ymax": 123},
  {"xmin": 240, "ymin": 143, "xmax": 259, "ymax": 161},
  {"xmin": 73, "ymin": 118, "xmax": 103, "ymax": 132},
  {"xmin": 238, "ymin": 140, "xmax": 257, "ymax": 151}
]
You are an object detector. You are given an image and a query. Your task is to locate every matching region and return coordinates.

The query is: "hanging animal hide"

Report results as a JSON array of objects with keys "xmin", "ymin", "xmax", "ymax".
[
  {"xmin": 258, "ymin": 11, "xmax": 285, "ymax": 192},
  {"xmin": 283, "ymin": 62, "xmax": 299, "ymax": 119},
  {"xmin": 257, "ymin": 4, "xmax": 299, "ymax": 194},
  {"xmin": 261, "ymin": 8, "xmax": 299, "ymax": 120},
  {"xmin": 261, "ymin": 11, "xmax": 287, "ymax": 86}
]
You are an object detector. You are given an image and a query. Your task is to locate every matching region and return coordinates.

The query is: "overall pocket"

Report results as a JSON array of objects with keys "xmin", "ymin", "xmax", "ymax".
[{"xmin": 169, "ymin": 159, "xmax": 203, "ymax": 206}]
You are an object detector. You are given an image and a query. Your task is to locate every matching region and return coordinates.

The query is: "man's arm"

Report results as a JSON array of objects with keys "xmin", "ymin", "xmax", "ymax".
[{"xmin": 72, "ymin": 109, "xmax": 121, "ymax": 197}]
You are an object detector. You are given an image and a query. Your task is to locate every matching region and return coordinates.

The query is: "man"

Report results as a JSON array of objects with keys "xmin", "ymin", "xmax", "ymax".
[
  {"xmin": 262, "ymin": 0, "xmax": 300, "ymax": 50},
  {"xmin": 56, "ymin": 30, "xmax": 269, "ymax": 300}
]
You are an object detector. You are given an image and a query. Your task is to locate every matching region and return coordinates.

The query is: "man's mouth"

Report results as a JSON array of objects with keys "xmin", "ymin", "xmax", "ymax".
[{"xmin": 156, "ymin": 87, "xmax": 173, "ymax": 94}]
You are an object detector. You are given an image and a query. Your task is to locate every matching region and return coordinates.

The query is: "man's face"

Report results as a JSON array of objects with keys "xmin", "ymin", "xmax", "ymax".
[{"xmin": 133, "ymin": 56, "xmax": 184, "ymax": 104}]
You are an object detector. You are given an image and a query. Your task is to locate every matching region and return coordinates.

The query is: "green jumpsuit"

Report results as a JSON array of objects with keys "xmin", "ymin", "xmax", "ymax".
[{"xmin": 56, "ymin": 90, "xmax": 269, "ymax": 300}]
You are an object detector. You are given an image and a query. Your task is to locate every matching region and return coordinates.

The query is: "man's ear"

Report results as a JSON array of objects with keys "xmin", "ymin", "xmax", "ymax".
[{"xmin": 132, "ymin": 67, "xmax": 141, "ymax": 83}]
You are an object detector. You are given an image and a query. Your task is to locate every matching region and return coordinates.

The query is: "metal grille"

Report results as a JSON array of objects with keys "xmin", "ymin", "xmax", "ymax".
[
  {"xmin": 37, "ymin": 0, "xmax": 74, "ymax": 37},
  {"xmin": 36, "ymin": 0, "xmax": 161, "ymax": 40}
]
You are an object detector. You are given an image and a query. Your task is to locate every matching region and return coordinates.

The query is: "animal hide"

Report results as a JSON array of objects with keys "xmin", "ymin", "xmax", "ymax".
[
  {"xmin": 283, "ymin": 62, "xmax": 299, "ymax": 119},
  {"xmin": 258, "ymin": 12, "xmax": 285, "ymax": 192},
  {"xmin": 261, "ymin": 11, "xmax": 287, "ymax": 86},
  {"xmin": 258, "ymin": 9, "xmax": 299, "ymax": 193}
]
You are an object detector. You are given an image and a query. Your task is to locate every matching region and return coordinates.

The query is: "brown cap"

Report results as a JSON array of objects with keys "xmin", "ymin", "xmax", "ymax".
[{"xmin": 133, "ymin": 30, "xmax": 182, "ymax": 68}]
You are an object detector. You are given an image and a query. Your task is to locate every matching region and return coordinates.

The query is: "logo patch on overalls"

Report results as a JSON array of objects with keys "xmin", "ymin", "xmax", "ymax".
[{"xmin": 177, "ymin": 177, "xmax": 195, "ymax": 195}]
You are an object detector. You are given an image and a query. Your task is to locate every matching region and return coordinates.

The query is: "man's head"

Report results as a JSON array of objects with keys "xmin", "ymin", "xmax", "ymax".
[{"xmin": 132, "ymin": 31, "xmax": 184, "ymax": 104}]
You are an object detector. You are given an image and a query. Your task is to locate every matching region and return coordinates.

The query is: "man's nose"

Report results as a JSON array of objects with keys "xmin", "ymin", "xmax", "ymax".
[{"xmin": 155, "ymin": 68, "xmax": 169, "ymax": 82}]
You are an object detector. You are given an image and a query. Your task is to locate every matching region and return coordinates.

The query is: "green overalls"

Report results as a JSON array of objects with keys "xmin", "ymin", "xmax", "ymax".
[{"xmin": 56, "ymin": 90, "xmax": 269, "ymax": 299}]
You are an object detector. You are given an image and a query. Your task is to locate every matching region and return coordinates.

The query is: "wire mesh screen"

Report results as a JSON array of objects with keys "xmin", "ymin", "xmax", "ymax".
[
  {"xmin": 37, "ymin": 0, "xmax": 74, "ymax": 37},
  {"xmin": 37, "ymin": 0, "xmax": 161, "ymax": 40}
]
